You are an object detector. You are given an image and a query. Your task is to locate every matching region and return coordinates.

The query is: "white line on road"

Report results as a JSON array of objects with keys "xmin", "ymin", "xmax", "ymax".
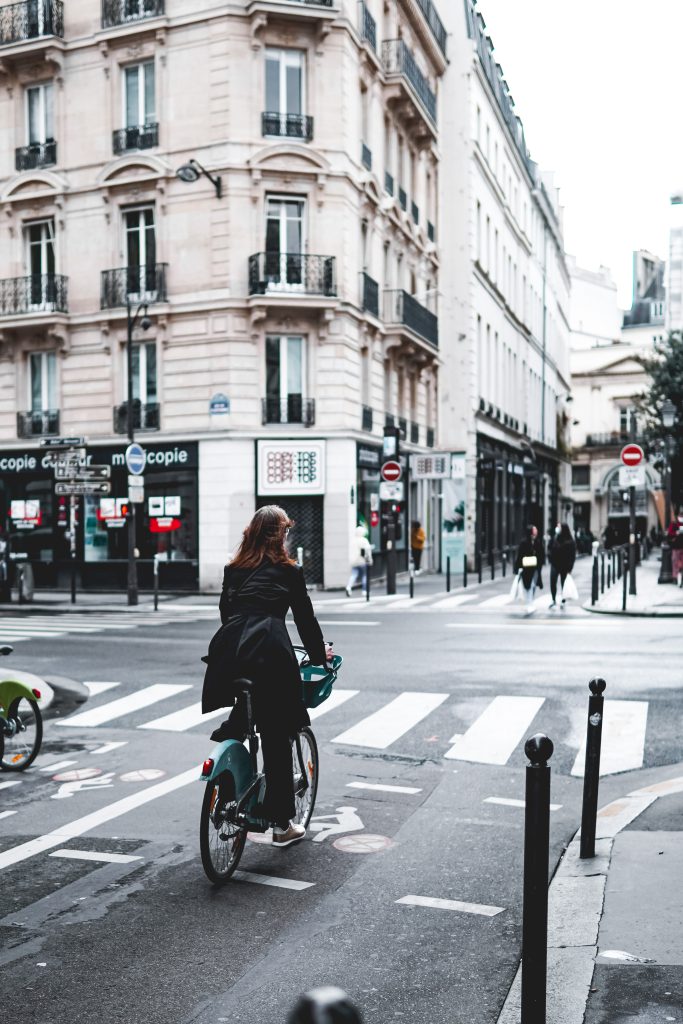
[
  {"xmin": 346, "ymin": 781, "xmax": 422, "ymax": 795},
  {"xmin": 444, "ymin": 696, "xmax": 545, "ymax": 764},
  {"xmin": 431, "ymin": 594, "xmax": 479, "ymax": 609},
  {"xmin": 314, "ymin": 621, "xmax": 380, "ymax": 627},
  {"xmin": 333, "ymin": 692, "xmax": 448, "ymax": 749},
  {"xmin": 0, "ymin": 780, "xmax": 22, "ymax": 791},
  {"xmin": 84, "ymin": 682, "xmax": 121, "ymax": 697},
  {"xmin": 396, "ymin": 895, "xmax": 505, "ymax": 917},
  {"xmin": 484, "ymin": 797, "xmax": 562, "ymax": 811},
  {"xmin": 232, "ymin": 871, "xmax": 314, "ymax": 891},
  {"xmin": 384, "ymin": 596, "xmax": 435, "ymax": 609},
  {"xmin": 49, "ymin": 848, "xmax": 143, "ymax": 864},
  {"xmin": 0, "ymin": 810, "xmax": 17, "ymax": 819},
  {"xmin": 308, "ymin": 689, "xmax": 360, "ymax": 721},
  {"xmin": 90, "ymin": 741, "xmax": 128, "ymax": 755},
  {"xmin": 446, "ymin": 622, "xmax": 609, "ymax": 629},
  {"xmin": 55, "ymin": 683, "xmax": 192, "ymax": 728},
  {"xmin": 571, "ymin": 700, "xmax": 649, "ymax": 777},
  {"xmin": 39, "ymin": 760, "xmax": 79, "ymax": 773},
  {"xmin": 139, "ymin": 702, "xmax": 226, "ymax": 733}
]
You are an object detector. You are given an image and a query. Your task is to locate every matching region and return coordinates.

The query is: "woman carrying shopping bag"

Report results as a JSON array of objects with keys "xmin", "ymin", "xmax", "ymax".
[
  {"xmin": 515, "ymin": 524, "xmax": 545, "ymax": 613},
  {"xmin": 548, "ymin": 523, "xmax": 577, "ymax": 608}
]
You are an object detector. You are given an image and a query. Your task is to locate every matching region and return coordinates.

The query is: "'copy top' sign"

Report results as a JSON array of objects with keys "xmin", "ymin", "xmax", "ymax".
[{"xmin": 620, "ymin": 443, "xmax": 644, "ymax": 467}]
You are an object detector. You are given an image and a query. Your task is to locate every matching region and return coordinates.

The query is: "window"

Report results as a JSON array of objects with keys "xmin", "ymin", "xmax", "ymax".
[
  {"xmin": 264, "ymin": 196, "xmax": 305, "ymax": 288},
  {"xmin": 124, "ymin": 62, "xmax": 155, "ymax": 128},
  {"xmin": 26, "ymin": 83, "xmax": 54, "ymax": 145},
  {"xmin": 25, "ymin": 220, "xmax": 55, "ymax": 306},
  {"xmin": 130, "ymin": 341, "xmax": 157, "ymax": 405},
  {"xmin": 265, "ymin": 335, "xmax": 305, "ymax": 423},
  {"xmin": 619, "ymin": 408, "xmax": 638, "ymax": 437},
  {"xmin": 265, "ymin": 48, "xmax": 304, "ymax": 118},
  {"xmin": 572, "ymin": 465, "xmax": 590, "ymax": 489},
  {"xmin": 124, "ymin": 207, "xmax": 156, "ymax": 297},
  {"xmin": 30, "ymin": 352, "xmax": 57, "ymax": 412}
]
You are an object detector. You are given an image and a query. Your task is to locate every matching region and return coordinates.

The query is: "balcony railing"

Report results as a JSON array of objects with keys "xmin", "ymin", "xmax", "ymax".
[
  {"xmin": 17, "ymin": 409, "xmax": 59, "ymax": 438},
  {"xmin": 16, "ymin": 140, "xmax": 56, "ymax": 171},
  {"xmin": 101, "ymin": 0, "xmax": 165, "ymax": 29},
  {"xmin": 101, "ymin": 264, "xmax": 168, "ymax": 309},
  {"xmin": 248, "ymin": 252, "xmax": 336, "ymax": 297},
  {"xmin": 415, "ymin": 0, "xmax": 447, "ymax": 57},
  {"xmin": 382, "ymin": 39, "xmax": 437, "ymax": 124},
  {"xmin": 361, "ymin": 142, "xmax": 372, "ymax": 170},
  {"xmin": 384, "ymin": 171, "xmax": 394, "ymax": 196},
  {"xmin": 359, "ymin": 1, "xmax": 376, "ymax": 50},
  {"xmin": 410, "ymin": 421, "xmax": 419, "ymax": 444},
  {"xmin": 398, "ymin": 187, "xmax": 407, "ymax": 211},
  {"xmin": 361, "ymin": 271, "xmax": 379, "ymax": 316},
  {"xmin": 114, "ymin": 401, "xmax": 160, "ymax": 433},
  {"xmin": 262, "ymin": 396, "xmax": 315, "ymax": 426},
  {"xmin": 584, "ymin": 432, "xmax": 647, "ymax": 448},
  {"xmin": 262, "ymin": 112, "xmax": 313, "ymax": 141},
  {"xmin": 0, "ymin": 273, "xmax": 67, "ymax": 315},
  {"xmin": 283, "ymin": 0, "xmax": 333, "ymax": 5},
  {"xmin": 0, "ymin": 1, "xmax": 63, "ymax": 45},
  {"xmin": 384, "ymin": 289, "xmax": 438, "ymax": 347},
  {"xmin": 362, "ymin": 405, "xmax": 373, "ymax": 432},
  {"xmin": 411, "ymin": 201, "xmax": 419, "ymax": 225},
  {"xmin": 113, "ymin": 123, "xmax": 159, "ymax": 154}
]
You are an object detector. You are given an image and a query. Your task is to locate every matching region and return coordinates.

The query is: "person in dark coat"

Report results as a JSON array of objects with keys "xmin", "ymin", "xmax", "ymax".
[
  {"xmin": 548, "ymin": 523, "xmax": 577, "ymax": 608},
  {"xmin": 202, "ymin": 505, "xmax": 329, "ymax": 848},
  {"xmin": 515, "ymin": 524, "xmax": 545, "ymax": 612}
]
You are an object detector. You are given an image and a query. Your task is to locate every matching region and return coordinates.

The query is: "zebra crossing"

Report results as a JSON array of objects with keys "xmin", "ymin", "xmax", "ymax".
[
  {"xmin": 306, "ymin": 590, "xmax": 588, "ymax": 614},
  {"xmin": 0, "ymin": 607, "xmax": 216, "ymax": 643},
  {"xmin": 55, "ymin": 680, "xmax": 655, "ymax": 777}
]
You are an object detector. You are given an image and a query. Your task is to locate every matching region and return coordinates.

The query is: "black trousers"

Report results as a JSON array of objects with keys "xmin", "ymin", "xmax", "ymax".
[
  {"xmin": 412, "ymin": 548, "xmax": 423, "ymax": 570},
  {"xmin": 550, "ymin": 567, "xmax": 568, "ymax": 602},
  {"xmin": 221, "ymin": 697, "xmax": 295, "ymax": 829}
]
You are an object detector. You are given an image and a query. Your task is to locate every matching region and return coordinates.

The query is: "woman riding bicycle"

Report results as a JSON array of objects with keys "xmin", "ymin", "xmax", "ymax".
[{"xmin": 202, "ymin": 505, "xmax": 330, "ymax": 848}]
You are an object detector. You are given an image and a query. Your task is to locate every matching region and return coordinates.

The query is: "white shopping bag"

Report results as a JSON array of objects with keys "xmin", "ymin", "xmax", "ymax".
[
  {"xmin": 562, "ymin": 573, "xmax": 579, "ymax": 602},
  {"xmin": 510, "ymin": 572, "xmax": 522, "ymax": 601}
]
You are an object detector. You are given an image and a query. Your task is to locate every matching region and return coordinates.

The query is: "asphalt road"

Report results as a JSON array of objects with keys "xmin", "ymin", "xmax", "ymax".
[{"xmin": 0, "ymin": 561, "xmax": 680, "ymax": 1024}]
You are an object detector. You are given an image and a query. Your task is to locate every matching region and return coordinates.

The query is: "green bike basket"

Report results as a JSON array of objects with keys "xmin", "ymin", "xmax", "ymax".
[{"xmin": 300, "ymin": 654, "xmax": 343, "ymax": 709}]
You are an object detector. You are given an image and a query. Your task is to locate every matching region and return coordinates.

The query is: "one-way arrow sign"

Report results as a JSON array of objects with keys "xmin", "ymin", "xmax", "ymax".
[
  {"xmin": 54, "ymin": 464, "xmax": 111, "ymax": 481},
  {"xmin": 55, "ymin": 481, "xmax": 112, "ymax": 496}
]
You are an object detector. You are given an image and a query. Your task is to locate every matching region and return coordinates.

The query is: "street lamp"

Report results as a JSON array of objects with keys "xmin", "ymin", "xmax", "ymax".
[
  {"xmin": 175, "ymin": 158, "xmax": 222, "ymax": 198},
  {"xmin": 658, "ymin": 399, "xmax": 677, "ymax": 584},
  {"xmin": 126, "ymin": 299, "xmax": 151, "ymax": 607}
]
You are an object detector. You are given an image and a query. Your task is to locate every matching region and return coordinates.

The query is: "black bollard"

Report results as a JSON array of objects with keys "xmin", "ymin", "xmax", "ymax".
[
  {"xmin": 478, "ymin": 552, "xmax": 482, "ymax": 584},
  {"xmin": 288, "ymin": 987, "xmax": 363, "ymax": 1023},
  {"xmin": 622, "ymin": 549, "xmax": 628, "ymax": 611},
  {"xmin": 446, "ymin": 556, "xmax": 451, "ymax": 592},
  {"xmin": 607, "ymin": 561, "xmax": 611, "ymax": 588},
  {"xmin": 463, "ymin": 553, "xmax": 468, "ymax": 588},
  {"xmin": 591, "ymin": 554, "xmax": 599, "ymax": 606},
  {"xmin": 502, "ymin": 549, "xmax": 507, "ymax": 578},
  {"xmin": 491, "ymin": 551, "xmax": 495, "ymax": 580},
  {"xmin": 365, "ymin": 563, "xmax": 370, "ymax": 603},
  {"xmin": 409, "ymin": 558, "xmax": 414, "ymax": 599},
  {"xmin": 522, "ymin": 734, "xmax": 554, "ymax": 1024},
  {"xmin": 580, "ymin": 678, "xmax": 606, "ymax": 860},
  {"xmin": 600, "ymin": 553, "xmax": 605, "ymax": 593}
]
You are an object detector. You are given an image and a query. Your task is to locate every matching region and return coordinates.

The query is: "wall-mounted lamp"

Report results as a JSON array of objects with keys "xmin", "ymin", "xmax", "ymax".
[{"xmin": 175, "ymin": 158, "xmax": 222, "ymax": 199}]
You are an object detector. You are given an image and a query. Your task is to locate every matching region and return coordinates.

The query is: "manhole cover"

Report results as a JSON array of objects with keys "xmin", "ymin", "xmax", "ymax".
[{"xmin": 333, "ymin": 833, "xmax": 395, "ymax": 854}]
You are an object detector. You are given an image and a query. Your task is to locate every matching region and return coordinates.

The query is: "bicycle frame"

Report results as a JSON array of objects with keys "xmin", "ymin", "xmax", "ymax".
[{"xmin": 0, "ymin": 678, "xmax": 41, "ymax": 728}]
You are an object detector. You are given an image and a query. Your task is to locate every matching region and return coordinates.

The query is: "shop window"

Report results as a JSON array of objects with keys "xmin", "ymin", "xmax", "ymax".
[
  {"xmin": 265, "ymin": 335, "xmax": 306, "ymax": 423},
  {"xmin": 572, "ymin": 465, "xmax": 590, "ymax": 489},
  {"xmin": 30, "ymin": 352, "xmax": 57, "ymax": 412}
]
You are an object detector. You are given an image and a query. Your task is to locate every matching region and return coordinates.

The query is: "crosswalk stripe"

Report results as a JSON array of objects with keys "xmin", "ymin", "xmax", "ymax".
[
  {"xmin": 308, "ymin": 689, "xmax": 360, "ymax": 721},
  {"xmin": 84, "ymin": 682, "xmax": 121, "ymax": 697},
  {"xmin": 233, "ymin": 870, "xmax": 314, "ymax": 891},
  {"xmin": 479, "ymin": 594, "xmax": 513, "ymax": 608},
  {"xmin": 332, "ymin": 691, "xmax": 448, "ymax": 749},
  {"xmin": 0, "ymin": 810, "xmax": 17, "ymax": 820},
  {"xmin": 385, "ymin": 596, "xmax": 434, "ymax": 609},
  {"xmin": 39, "ymin": 760, "xmax": 78, "ymax": 773},
  {"xmin": 139, "ymin": 702, "xmax": 226, "ymax": 733},
  {"xmin": 431, "ymin": 594, "xmax": 479, "ymax": 609},
  {"xmin": 571, "ymin": 700, "xmax": 648, "ymax": 777},
  {"xmin": 49, "ymin": 848, "xmax": 143, "ymax": 864},
  {"xmin": 55, "ymin": 684, "xmax": 192, "ymax": 728},
  {"xmin": 444, "ymin": 696, "xmax": 545, "ymax": 764}
]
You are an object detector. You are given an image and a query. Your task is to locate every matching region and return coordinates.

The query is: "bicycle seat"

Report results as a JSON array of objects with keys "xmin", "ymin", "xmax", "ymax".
[
  {"xmin": 0, "ymin": 646, "xmax": 13, "ymax": 656},
  {"xmin": 234, "ymin": 677, "xmax": 256, "ymax": 693}
]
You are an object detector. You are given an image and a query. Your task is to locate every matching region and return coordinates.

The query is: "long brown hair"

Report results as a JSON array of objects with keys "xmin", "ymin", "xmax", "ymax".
[{"xmin": 230, "ymin": 505, "xmax": 295, "ymax": 569}]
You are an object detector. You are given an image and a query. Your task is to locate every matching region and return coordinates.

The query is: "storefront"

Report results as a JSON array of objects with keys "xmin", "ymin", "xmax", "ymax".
[
  {"xmin": 0, "ymin": 441, "xmax": 199, "ymax": 591},
  {"xmin": 356, "ymin": 442, "xmax": 408, "ymax": 578}
]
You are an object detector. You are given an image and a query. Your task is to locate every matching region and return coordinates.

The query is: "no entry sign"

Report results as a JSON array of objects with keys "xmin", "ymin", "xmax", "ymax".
[
  {"xmin": 620, "ymin": 444, "xmax": 644, "ymax": 467},
  {"xmin": 380, "ymin": 460, "xmax": 402, "ymax": 482}
]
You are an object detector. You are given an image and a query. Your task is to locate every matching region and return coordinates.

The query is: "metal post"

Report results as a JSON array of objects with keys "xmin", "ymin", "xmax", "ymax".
[
  {"xmin": 580, "ymin": 678, "xmax": 606, "ymax": 859},
  {"xmin": 591, "ymin": 553, "xmax": 599, "ymax": 606},
  {"xmin": 477, "ymin": 552, "xmax": 482, "ymax": 584},
  {"xmin": 490, "ymin": 550, "xmax": 495, "ymax": 580},
  {"xmin": 288, "ymin": 988, "xmax": 363, "ymax": 1024},
  {"xmin": 628, "ymin": 484, "xmax": 637, "ymax": 596},
  {"xmin": 386, "ymin": 515, "xmax": 397, "ymax": 595},
  {"xmin": 463, "ymin": 554, "xmax": 467, "ymax": 589},
  {"xmin": 622, "ymin": 549, "xmax": 628, "ymax": 611},
  {"xmin": 600, "ymin": 552, "xmax": 605, "ymax": 594},
  {"xmin": 153, "ymin": 553, "xmax": 160, "ymax": 612},
  {"xmin": 521, "ymin": 733, "xmax": 554, "ymax": 1024},
  {"xmin": 409, "ymin": 557, "xmax": 414, "ymax": 599},
  {"xmin": 502, "ymin": 549, "xmax": 507, "ymax": 578},
  {"xmin": 446, "ymin": 556, "xmax": 451, "ymax": 592},
  {"xmin": 365, "ymin": 559, "xmax": 370, "ymax": 602},
  {"xmin": 69, "ymin": 495, "xmax": 77, "ymax": 605},
  {"xmin": 607, "ymin": 560, "xmax": 611, "ymax": 588},
  {"xmin": 126, "ymin": 299, "xmax": 138, "ymax": 607}
]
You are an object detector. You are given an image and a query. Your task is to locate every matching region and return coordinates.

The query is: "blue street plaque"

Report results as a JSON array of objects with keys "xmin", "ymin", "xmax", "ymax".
[
  {"xmin": 125, "ymin": 443, "xmax": 146, "ymax": 476},
  {"xmin": 209, "ymin": 392, "xmax": 230, "ymax": 415}
]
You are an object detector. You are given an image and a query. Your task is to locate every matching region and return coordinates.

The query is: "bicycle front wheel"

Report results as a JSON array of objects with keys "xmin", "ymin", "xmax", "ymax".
[
  {"xmin": 292, "ymin": 727, "xmax": 319, "ymax": 829},
  {"xmin": 0, "ymin": 698, "xmax": 42, "ymax": 771},
  {"xmin": 199, "ymin": 773, "xmax": 247, "ymax": 885}
]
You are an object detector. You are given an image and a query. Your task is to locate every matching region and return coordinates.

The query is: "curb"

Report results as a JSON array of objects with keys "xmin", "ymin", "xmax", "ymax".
[
  {"xmin": 45, "ymin": 674, "xmax": 89, "ymax": 703},
  {"xmin": 584, "ymin": 603, "xmax": 683, "ymax": 618}
]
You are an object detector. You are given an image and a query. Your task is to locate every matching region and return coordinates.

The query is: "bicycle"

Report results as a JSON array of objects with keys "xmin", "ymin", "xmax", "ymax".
[
  {"xmin": 199, "ymin": 647, "xmax": 342, "ymax": 885},
  {"xmin": 0, "ymin": 645, "xmax": 43, "ymax": 770}
]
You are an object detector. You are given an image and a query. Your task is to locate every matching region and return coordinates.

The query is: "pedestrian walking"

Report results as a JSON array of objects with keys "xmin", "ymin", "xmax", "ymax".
[
  {"xmin": 548, "ymin": 523, "xmax": 577, "ymax": 608},
  {"xmin": 670, "ymin": 512, "xmax": 683, "ymax": 587},
  {"xmin": 346, "ymin": 525, "xmax": 373, "ymax": 597},
  {"xmin": 410, "ymin": 520, "xmax": 426, "ymax": 573},
  {"xmin": 515, "ymin": 524, "xmax": 545, "ymax": 613}
]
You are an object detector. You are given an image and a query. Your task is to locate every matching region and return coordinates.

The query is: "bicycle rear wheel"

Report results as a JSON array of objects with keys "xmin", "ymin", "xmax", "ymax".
[
  {"xmin": 292, "ymin": 727, "xmax": 318, "ymax": 829},
  {"xmin": 0, "ymin": 698, "xmax": 42, "ymax": 771},
  {"xmin": 199, "ymin": 772, "xmax": 247, "ymax": 885}
]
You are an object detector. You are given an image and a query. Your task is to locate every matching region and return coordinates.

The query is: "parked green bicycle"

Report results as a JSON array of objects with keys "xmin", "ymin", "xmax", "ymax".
[
  {"xmin": 0, "ymin": 646, "xmax": 43, "ymax": 770},
  {"xmin": 199, "ymin": 646, "xmax": 342, "ymax": 885}
]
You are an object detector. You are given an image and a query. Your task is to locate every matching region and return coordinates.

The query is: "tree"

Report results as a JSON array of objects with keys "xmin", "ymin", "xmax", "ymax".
[{"xmin": 638, "ymin": 330, "xmax": 683, "ymax": 504}]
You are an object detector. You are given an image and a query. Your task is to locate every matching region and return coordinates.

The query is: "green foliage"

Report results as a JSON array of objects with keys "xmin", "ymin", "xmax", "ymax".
[{"xmin": 638, "ymin": 330, "xmax": 683, "ymax": 449}]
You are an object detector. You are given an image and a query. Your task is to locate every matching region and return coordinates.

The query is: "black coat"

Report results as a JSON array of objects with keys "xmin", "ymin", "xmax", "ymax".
[
  {"xmin": 548, "ymin": 537, "xmax": 576, "ymax": 574},
  {"xmin": 201, "ymin": 560, "xmax": 327, "ymax": 734},
  {"xmin": 515, "ymin": 537, "xmax": 545, "ymax": 590}
]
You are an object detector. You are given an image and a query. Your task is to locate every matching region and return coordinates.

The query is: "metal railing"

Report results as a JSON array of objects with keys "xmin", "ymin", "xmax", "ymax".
[
  {"xmin": 0, "ymin": 1, "xmax": 63, "ymax": 45},
  {"xmin": 361, "ymin": 271, "xmax": 379, "ymax": 316},
  {"xmin": 248, "ymin": 252, "xmax": 336, "ymax": 296},
  {"xmin": 414, "ymin": 0, "xmax": 447, "ymax": 56},
  {"xmin": 384, "ymin": 170, "xmax": 394, "ymax": 196},
  {"xmin": 261, "ymin": 396, "xmax": 315, "ymax": 426},
  {"xmin": 261, "ymin": 112, "xmax": 313, "ymax": 141},
  {"xmin": 361, "ymin": 142, "xmax": 372, "ymax": 170},
  {"xmin": 584, "ymin": 432, "xmax": 647, "ymax": 448},
  {"xmin": 15, "ymin": 140, "xmax": 56, "ymax": 170},
  {"xmin": 112, "ymin": 123, "xmax": 159, "ymax": 154},
  {"xmin": 384, "ymin": 288, "xmax": 438, "ymax": 347},
  {"xmin": 113, "ymin": 401, "xmax": 160, "ymax": 433},
  {"xmin": 381, "ymin": 39, "xmax": 437, "ymax": 123},
  {"xmin": 100, "ymin": 264, "xmax": 168, "ymax": 309},
  {"xmin": 284, "ymin": 0, "xmax": 333, "ymax": 5},
  {"xmin": 362, "ymin": 405, "xmax": 373, "ymax": 432},
  {"xmin": 17, "ymin": 409, "xmax": 60, "ymax": 438},
  {"xmin": 359, "ymin": 0, "xmax": 376, "ymax": 49},
  {"xmin": 101, "ymin": 0, "xmax": 165, "ymax": 29},
  {"xmin": 0, "ymin": 273, "xmax": 68, "ymax": 315}
]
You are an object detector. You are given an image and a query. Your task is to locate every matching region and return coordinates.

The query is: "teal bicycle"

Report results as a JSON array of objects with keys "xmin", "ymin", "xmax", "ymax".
[
  {"xmin": 0, "ymin": 645, "xmax": 43, "ymax": 771},
  {"xmin": 199, "ymin": 647, "xmax": 342, "ymax": 885}
]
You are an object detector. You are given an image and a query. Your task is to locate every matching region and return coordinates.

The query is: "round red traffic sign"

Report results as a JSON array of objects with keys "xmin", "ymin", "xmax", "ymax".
[
  {"xmin": 621, "ymin": 444, "xmax": 644, "ymax": 467},
  {"xmin": 380, "ymin": 461, "xmax": 402, "ymax": 482}
]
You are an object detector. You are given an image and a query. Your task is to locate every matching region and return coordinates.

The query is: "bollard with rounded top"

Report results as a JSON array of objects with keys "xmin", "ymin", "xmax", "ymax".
[
  {"xmin": 580, "ymin": 678, "xmax": 606, "ymax": 860},
  {"xmin": 522, "ymin": 733, "xmax": 554, "ymax": 1024},
  {"xmin": 288, "ymin": 987, "xmax": 363, "ymax": 1023}
]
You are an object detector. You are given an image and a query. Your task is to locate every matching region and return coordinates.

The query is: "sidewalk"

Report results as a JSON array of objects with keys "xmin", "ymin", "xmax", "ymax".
[{"xmin": 587, "ymin": 557, "xmax": 683, "ymax": 616}]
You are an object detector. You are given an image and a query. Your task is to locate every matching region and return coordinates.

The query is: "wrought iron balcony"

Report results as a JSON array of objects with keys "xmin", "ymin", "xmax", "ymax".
[
  {"xmin": 382, "ymin": 39, "xmax": 437, "ymax": 124},
  {"xmin": 0, "ymin": 1, "xmax": 63, "ymax": 46},
  {"xmin": 113, "ymin": 123, "xmax": 159, "ymax": 154},
  {"xmin": 415, "ymin": 0, "xmax": 447, "ymax": 57},
  {"xmin": 584, "ymin": 432, "xmax": 647, "ymax": 449},
  {"xmin": 411, "ymin": 201, "xmax": 419, "ymax": 225},
  {"xmin": 410, "ymin": 421, "xmax": 419, "ymax": 444},
  {"xmin": 361, "ymin": 271, "xmax": 379, "ymax": 316},
  {"xmin": 15, "ymin": 140, "xmax": 56, "ymax": 171},
  {"xmin": 261, "ymin": 112, "xmax": 313, "ymax": 141},
  {"xmin": 362, "ymin": 405, "xmax": 373, "ymax": 432},
  {"xmin": 361, "ymin": 142, "xmax": 372, "ymax": 170},
  {"xmin": 384, "ymin": 289, "xmax": 438, "ymax": 348},
  {"xmin": 398, "ymin": 187, "xmax": 407, "ymax": 211},
  {"xmin": 114, "ymin": 400, "xmax": 160, "ymax": 433},
  {"xmin": 100, "ymin": 264, "xmax": 168, "ymax": 309},
  {"xmin": 359, "ymin": 1, "xmax": 376, "ymax": 50},
  {"xmin": 17, "ymin": 409, "xmax": 60, "ymax": 438},
  {"xmin": 0, "ymin": 274, "xmax": 67, "ymax": 315},
  {"xmin": 384, "ymin": 171, "xmax": 394, "ymax": 196},
  {"xmin": 101, "ymin": 0, "xmax": 165, "ymax": 29},
  {"xmin": 262, "ymin": 396, "xmax": 315, "ymax": 426},
  {"xmin": 248, "ymin": 252, "xmax": 336, "ymax": 297}
]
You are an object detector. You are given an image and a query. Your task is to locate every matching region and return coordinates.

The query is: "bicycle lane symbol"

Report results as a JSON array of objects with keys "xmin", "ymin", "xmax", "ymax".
[{"xmin": 308, "ymin": 805, "xmax": 365, "ymax": 844}]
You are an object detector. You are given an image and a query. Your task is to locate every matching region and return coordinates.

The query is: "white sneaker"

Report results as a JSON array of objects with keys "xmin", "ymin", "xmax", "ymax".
[
  {"xmin": 345, "ymin": 586, "xmax": 352, "ymax": 597},
  {"xmin": 549, "ymin": 601, "xmax": 556, "ymax": 609},
  {"xmin": 272, "ymin": 822, "xmax": 306, "ymax": 848}
]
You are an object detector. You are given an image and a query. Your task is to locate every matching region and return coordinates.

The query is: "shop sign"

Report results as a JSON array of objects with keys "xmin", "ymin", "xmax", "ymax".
[
  {"xmin": 209, "ymin": 393, "xmax": 230, "ymax": 415},
  {"xmin": 357, "ymin": 445, "xmax": 381, "ymax": 469},
  {"xmin": 10, "ymin": 499, "xmax": 41, "ymax": 528},
  {"xmin": 150, "ymin": 517, "xmax": 181, "ymax": 533},
  {"xmin": 148, "ymin": 496, "xmax": 181, "ymax": 516},
  {"xmin": 99, "ymin": 498, "xmax": 129, "ymax": 520},
  {"xmin": 442, "ymin": 453, "xmax": 467, "ymax": 566},
  {"xmin": 411, "ymin": 453, "xmax": 450, "ymax": 479},
  {"xmin": 508, "ymin": 462, "xmax": 524, "ymax": 476},
  {"xmin": 257, "ymin": 440, "xmax": 326, "ymax": 495},
  {"xmin": 0, "ymin": 442, "xmax": 198, "ymax": 475}
]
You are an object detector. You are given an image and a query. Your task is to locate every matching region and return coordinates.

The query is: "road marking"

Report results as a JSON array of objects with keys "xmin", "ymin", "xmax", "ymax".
[
  {"xmin": 571, "ymin": 700, "xmax": 648, "ymax": 776},
  {"xmin": 431, "ymin": 594, "xmax": 479, "ymax": 609},
  {"xmin": 479, "ymin": 594, "xmax": 513, "ymax": 607},
  {"xmin": 0, "ymin": 810, "xmax": 17, "ymax": 820},
  {"xmin": 39, "ymin": 760, "xmax": 78, "ymax": 773},
  {"xmin": 446, "ymin": 622, "xmax": 609, "ymax": 629},
  {"xmin": 0, "ymin": 780, "xmax": 22, "ymax": 791},
  {"xmin": 629, "ymin": 775, "xmax": 683, "ymax": 798},
  {"xmin": 484, "ymin": 797, "xmax": 562, "ymax": 811},
  {"xmin": 333, "ymin": 833, "xmax": 395, "ymax": 853},
  {"xmin": 385, "ymin": 596, "xmax": 434, "ymax": 609},
  {"xmin": 396, "ymin": 895, "xmax": 505, "ymax": 917},
  {"xmin": 49, "ymin": 849, "xmax": 143, "ymax": 864},
  {"xmin": 90, "ymin": 741, "xmax": 128, "ymax": 755},
  {"xmin": 346, "ymin": 782, "xmax": 422, "ymax": 795},
  {"xmin": 444, "ymin": 696, "xmax": 545, "ymax": 764},
  {"xmin": 232, "ymin": 871, "xmax": 314, "ymax": 891},
  {"xmin": 0, "ymin": 764, "xmax": 198, "ymax": 871},
  {"xmin": 315, "ymin": 621, "xmax": 380, "ymax": 627},
  {"xmin": 332, "ymin": 691, "xmax": 449, "ymax": 749},
  {"xmin": 139, "ymin": 702, "xmax": 226, "ymax": 733},
  {"xmin": 55, "ymin": 683, "xmax": 192, "ymax": 728},
  {"xmin": 83, "ymin": 682, "xmax": 121, "ymax": 697},
  {"xmin": 119, "ymin": 769, "xmax": 166, "ymax": 782},
  {"xmin": 53, "ymin": 767, "xmax": 102, "ymax": 782},
  {"xmin": 308, "ymin": 689, "xmax": 360, "ymax": 721}
]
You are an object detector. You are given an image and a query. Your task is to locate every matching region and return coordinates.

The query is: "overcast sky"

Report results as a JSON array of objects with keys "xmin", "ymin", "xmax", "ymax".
[{"xmin": 477, "ymin": 0, "xmax": 683, "ymax": 308}]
